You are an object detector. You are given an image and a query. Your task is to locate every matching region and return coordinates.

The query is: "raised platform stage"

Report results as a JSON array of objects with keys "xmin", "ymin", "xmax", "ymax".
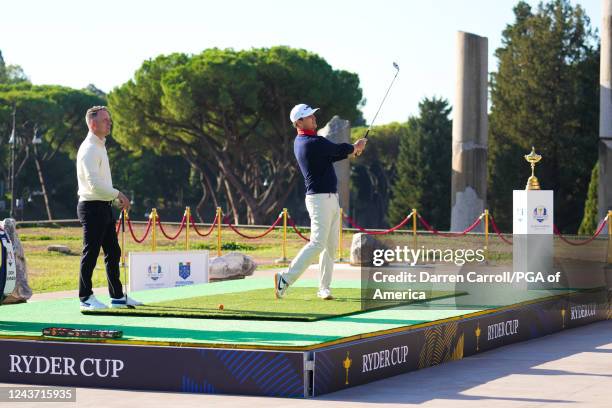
[{"xmin": 0, "ymin": 278, "xmax": 609, "ymax": 397}]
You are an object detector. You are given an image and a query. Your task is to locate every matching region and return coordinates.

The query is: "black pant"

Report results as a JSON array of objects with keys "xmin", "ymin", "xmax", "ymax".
[{"xmin": 77, "ymin": 201, "xmax": 123, "ymax": 302}]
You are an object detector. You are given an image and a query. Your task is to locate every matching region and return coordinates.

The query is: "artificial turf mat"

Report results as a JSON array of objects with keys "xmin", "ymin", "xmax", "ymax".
[
  {"xmin": 0, "ymin": 278, "xmax": 577, "ymax": 347},
  {"xmin": 82, "ymin": 288, "xmax": 463, "ymax": 321}
]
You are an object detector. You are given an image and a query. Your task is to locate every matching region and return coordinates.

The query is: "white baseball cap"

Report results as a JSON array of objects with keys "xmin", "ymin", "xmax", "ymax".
[{"xmin": 289, "ymin": 104, "xmax": 319, "ymax": 123}]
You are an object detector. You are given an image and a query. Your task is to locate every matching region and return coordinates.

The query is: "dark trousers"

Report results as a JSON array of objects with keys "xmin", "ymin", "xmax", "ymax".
[{"xmin": 77, "ymin": 200, "xmax": 123, "ymax": 302}]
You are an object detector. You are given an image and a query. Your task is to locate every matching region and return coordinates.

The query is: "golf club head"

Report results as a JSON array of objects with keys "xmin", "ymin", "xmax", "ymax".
[{"xmin": 393, "ymin": 62, "xmax": 399, "ymax": 72}]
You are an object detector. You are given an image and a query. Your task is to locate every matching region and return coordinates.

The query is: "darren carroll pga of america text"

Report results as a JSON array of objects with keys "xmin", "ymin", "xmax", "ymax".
[{"xmin": 371, "ymin": 270, "xmax": 563, "ymax": 284}]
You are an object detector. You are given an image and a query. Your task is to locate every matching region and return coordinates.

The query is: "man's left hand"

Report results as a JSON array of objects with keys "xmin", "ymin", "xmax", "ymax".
[{"xmin": 117, "ymin": 191, "xmax": 131, "ymax": 211}]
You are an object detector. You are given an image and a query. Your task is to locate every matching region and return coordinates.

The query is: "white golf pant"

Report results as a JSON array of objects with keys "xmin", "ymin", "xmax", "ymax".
[{"xmin": 282, "ymin": 193, "xmax": 340, "ymax": 290}]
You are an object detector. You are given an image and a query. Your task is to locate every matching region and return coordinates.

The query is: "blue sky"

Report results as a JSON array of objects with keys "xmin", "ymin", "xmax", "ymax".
[{"xmin": 0, "ymin": 0, "xmax": 603, "ymax": 125}]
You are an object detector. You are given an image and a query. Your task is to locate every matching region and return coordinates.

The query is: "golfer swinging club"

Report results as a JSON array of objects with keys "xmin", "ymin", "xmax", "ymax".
[{"xmin": 275, "ymin": 104, "xmax": 367, "ymax": 300}]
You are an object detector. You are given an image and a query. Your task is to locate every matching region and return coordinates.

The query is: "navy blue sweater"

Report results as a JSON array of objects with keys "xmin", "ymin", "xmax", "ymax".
[{"xmin": 294, "ymin": 133, "xmax": 355, "ymax": 195}]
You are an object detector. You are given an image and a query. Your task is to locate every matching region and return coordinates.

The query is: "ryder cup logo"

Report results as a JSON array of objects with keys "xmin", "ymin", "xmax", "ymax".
[
  {"xmin": 178, "ymin": 262, "xmax": 191, "ymax": 280},
  {"xmin": 147, "ymin": 263, "xmax": 163, "ymax": 281},
  {"xmin": 532, "ymin": 206, "xmax": 548, "ymax": 223}
]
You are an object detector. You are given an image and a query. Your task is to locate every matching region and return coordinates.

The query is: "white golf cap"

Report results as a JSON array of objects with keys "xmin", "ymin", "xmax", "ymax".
[{"xmin": 289, "ymin": 104, "xmax": 319, "ymax": 123}]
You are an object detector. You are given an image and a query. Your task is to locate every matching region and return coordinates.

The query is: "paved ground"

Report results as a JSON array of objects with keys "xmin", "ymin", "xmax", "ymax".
[{"xmin": 2, "ymin": 314, "xmax": 611, "ymax": 407}]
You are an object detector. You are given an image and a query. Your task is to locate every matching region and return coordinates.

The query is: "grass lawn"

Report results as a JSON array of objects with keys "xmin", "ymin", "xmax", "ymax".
[
  {"xmin": 16, "ymin": 223, "xmax": 509, "ymax": 294},
  {"xmin": 82, "ymin": 287, "xmax": 462, "ymax": 321}
]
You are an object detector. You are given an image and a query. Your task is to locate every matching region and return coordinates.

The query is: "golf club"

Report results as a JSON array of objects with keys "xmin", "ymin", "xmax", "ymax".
[{"xmin": 357, "ymin": 62, "xmax": 400, "ymax": 156}]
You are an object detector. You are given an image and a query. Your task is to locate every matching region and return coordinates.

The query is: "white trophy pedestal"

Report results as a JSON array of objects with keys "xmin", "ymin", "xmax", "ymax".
[{"xmin": 513, "ymin": 190, "xmax": 554, "ymax": 289}]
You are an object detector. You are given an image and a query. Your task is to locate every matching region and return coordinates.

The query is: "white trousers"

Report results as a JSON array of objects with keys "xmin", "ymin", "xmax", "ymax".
[{"xmin": 282, "ymin": 193, "xmax": 340, "ymax": 290}]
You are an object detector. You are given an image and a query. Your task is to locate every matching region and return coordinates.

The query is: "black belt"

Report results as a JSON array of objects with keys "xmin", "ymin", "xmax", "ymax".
[{"xmin": 79, "ymin": 200, "xmax": 112, "ymax": 205}]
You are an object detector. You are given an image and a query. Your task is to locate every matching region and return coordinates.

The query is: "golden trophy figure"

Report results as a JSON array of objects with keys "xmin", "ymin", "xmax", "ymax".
[
  {"xmin": 343, "ymin": 352, "xmax": 352, "ymax": 385},
  {"xmin": 524, "ymin": 146, "xmax": 542, "ymax": 190}
]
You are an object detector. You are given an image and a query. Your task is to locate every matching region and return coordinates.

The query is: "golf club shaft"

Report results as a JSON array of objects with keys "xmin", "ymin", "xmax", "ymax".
[
  {"xmin": 365, "ymin": 70, "xmax": 399, "ymax": 139},
  {"xmin": 356, "ymin": 63, "xmax": 399, "ymax": 156}
]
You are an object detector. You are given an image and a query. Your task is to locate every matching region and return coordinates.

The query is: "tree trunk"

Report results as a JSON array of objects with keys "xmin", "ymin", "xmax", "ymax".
[
  {"xmin": 223, "ymin": 179, "xmax": 240, "ymax": 224},
  {"xmin": 196, "ymin": 168, "xmax": 218, "ymax": 223},
  {"xmin": 32, "ymin": 145, "xmax": 52, "ymax": 220}
]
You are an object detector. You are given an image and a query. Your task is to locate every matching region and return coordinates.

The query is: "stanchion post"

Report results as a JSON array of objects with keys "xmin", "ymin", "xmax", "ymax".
[
  {"xmin": 608, "ymin": 210, "xmax": 612, "ymax": 264},
  {"xmin": 150, "ymin": 208, "xmax": 158, "ymax": 252},
  {"xmin": 282, "ymin": 208, "xmax": 287, "ymax": 260},
  {"xmin": 185, "ymin": 206, "xmax": 191, "ymax": 251},
  {"xmin": 484, "ymin": 209, "xmax": 489, "ymax": 262},
  {"xmin": 216, "ymin": 207, "xmax": 222, "ymax": 257},
  {"xmin": 121, "ymin": 209, "xmax": 127, "ymax": 294},
  {"xmin": 275, "ymin": 208, "xmax": 289, "ymax": 264},
  {"xmin": 412, "ymin": 208, "xmax": 418, "ymax": 250}
]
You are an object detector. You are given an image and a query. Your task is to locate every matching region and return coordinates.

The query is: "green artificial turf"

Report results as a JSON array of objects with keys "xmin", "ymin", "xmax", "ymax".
[
  {"xmin": 83, "ymin": 288, "xmax": 462, "ymax": 321},
  {"xmin": 0, "ymin": 277, "xmax": 580, "ymax": 347}
]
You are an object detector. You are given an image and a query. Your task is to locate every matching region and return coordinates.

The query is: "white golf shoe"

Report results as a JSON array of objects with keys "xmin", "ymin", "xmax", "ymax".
[
  {"xmin": 317, "ymin": 288, "xmax": 333, "ymax": 300},
  {"xmin": 274, "ymin": 272, "xmax": 289, "ymax": 299},
  {"xmin": 110, "ymin": 295, "xmax": 143, "ymax": 309},
  {"xmin": 80, "ymin": 295, "xmax": 108, "ymax": 311}
]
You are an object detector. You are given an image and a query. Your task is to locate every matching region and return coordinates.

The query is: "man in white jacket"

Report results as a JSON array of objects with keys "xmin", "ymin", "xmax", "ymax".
[{"xmin": 76, "ymin": 106, "xmax": 140, "ymax": 311}]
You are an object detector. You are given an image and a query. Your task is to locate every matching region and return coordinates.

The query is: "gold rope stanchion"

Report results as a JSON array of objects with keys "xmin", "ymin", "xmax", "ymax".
[
  {"xmin": 216, "ymin": 207, "xmax": 222, "ymax": 257},
  {"xmin": 608, "ymin": 211, "xmax": 612, "ymax": 320},
  {"xmin": 275, "ymin": 208, "xmax": 289, "ymax": 264},
  {"xmin": 185, "ymin": 206, "xmax": 191, "ymax": 251},
  {"xmin": 484, "ymin": 209, "xmax": 489, "ymax": 262},
  {"xmin": 608, "ymin": 210, "xmax": 612, "ymax": 264},
  {"xmin": 121, "ymin": 208, "xmax": 128, "ymax": 297},
  {"xmin": 150, "ymin": 208, "xmax": 158, "ymax": 252},
  {"xmin": 412, "ymin": 208, "xmax": 418, "ymax": 250}
]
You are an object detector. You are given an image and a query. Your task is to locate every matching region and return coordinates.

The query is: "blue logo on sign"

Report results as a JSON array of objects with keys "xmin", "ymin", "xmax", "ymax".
[
  {"xmin": 147, "ymin": 263, "xmax": 162, "ymax": 281},
  {"xmin": 179, "ymin": 262, "xmax": 191, "ymax": 280},
  {"xmin": 533, "ymin": 206, "xmax": 548, "ymax": 223}
]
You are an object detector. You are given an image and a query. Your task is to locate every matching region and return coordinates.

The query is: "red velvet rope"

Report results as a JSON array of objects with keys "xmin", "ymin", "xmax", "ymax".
[
  {"xmin": 288, "ymin": 218, "xmax": 310, "ymax": 242},
  {"xmin": 553, "ymin": 219, "xmax": 608, "ymax": 246},
  {"xmin": 191, "ymin": 214, "xmax": 218, "ymax": 237},
  {"xmin": 157, "ymin": 216, "xmax": 187, "ymax": 240},
  {"xmin": 342, "ymin": 213, "xmax": 413, "ymax": 235},
  {"xmin": 488, "ymin": 214, "xmax": 513, "ymax": 245},
  {"xmin": 488, "ymin": 214, "xmax": 609, "ymax": 247},
  {"xmin": 417, "ymin": 213, "xmax": 482, "ymax": 237},
  {"xmin": 227, "ymin": 217, "xmax": 282, "ymax": 239},
  {"xmin": 126, "ymin": 218, "xmax": 153, "ymax": 243}
]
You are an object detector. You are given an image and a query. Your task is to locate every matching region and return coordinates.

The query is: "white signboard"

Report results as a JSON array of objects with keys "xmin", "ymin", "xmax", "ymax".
[
  {"xmin": 513, "ymin": 190, "xmax": 554, "ymax": 234},
  {"xmin": 512, "ymin": 190, "xmax": 554, "ymax": 282},
  {"xmin": 129, "ymin": 250, "xmax": 209, "ymax": 292}
]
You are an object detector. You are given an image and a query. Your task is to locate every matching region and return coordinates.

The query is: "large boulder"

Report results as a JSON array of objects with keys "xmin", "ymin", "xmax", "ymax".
[
  {"xmin": 47, "ymin": 245, "xmax": 73, "ymax": 255},
  {"xmin": 209, "ymin": 252, "xmax": 257, "ymax": 281},
  {"xmin": 350, "ymin": 233, "xmax": 390, "ymax": 266},
  {"xmin": 1, "ymin": 218, "xmax": 32, "ymax": 304}
]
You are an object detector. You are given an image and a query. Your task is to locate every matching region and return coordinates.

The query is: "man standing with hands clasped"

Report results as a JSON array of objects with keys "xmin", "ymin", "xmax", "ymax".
[
  {"xmin": 275, "ymin": 104, "xmax": 367, "ymax": 300},
  {"xmin": 76, "ymin": 106, "xmax": 141, "ymax": 311}
]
